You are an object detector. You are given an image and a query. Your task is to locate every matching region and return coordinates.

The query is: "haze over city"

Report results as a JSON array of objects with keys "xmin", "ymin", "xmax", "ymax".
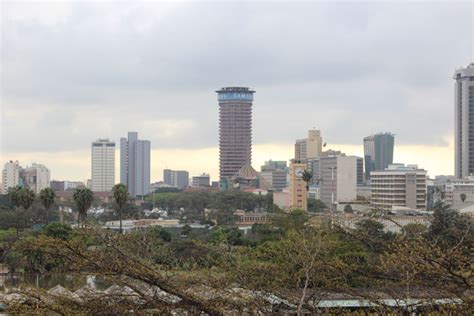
[{"xmin": 1, "ymin": 1, "xmax": 473, "ymax": 181}]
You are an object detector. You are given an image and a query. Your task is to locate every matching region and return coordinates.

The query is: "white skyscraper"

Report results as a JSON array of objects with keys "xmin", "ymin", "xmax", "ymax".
[
  {"xmin": 91, "ymin": 138, "xmax": 116, "ymax": 192},
  {"xmin": 454, "ymin": 63, "xmax": 474, "ymax": 178},
  {"xmin": 2, "ymin": 160, "xmax": 20, "ymax": 194}
]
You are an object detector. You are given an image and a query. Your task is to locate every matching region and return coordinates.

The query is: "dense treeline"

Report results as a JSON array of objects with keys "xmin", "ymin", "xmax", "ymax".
[{"xmin": 0, "ymin": 203, "xmax": 472, "ymax": 314}]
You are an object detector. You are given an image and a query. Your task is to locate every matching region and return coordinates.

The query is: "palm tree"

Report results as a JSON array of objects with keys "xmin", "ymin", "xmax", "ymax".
[
  {"xmin": 112, "ymin": 183, "xmax": 129, "ymax": 234},
  {"xmin": 19, "ymin": 187, "xmax": 36, "ymax": 211},
  {"xmin": 8, "ymin": 186, "xmax": 23, "ymax": 235},
  {"xmin": 302, "ymin": 169, "xmax": 313, "ymax": 192},
  {"xmin": 39, "ymin": 187, "xmax": 56, "ymax": 225},
  {"xmin": 73, "ymin": 188, "xmax": 94, "ymax": 227}
]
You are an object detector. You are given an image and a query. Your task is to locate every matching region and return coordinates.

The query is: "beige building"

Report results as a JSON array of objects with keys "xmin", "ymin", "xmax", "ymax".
[
  {"xmin": 2, "ymin": 160, "xmax": 20, "ymax": 194},
  {"xmin": 295, "ymin": 129, "xmax": 323, "ymax": 160},
  {"xmin": 288, "ymin": 159, "xmax": 308, "ymax": 211},
  {"xmin": 306, "ymin": 129, "xmax": 323, "ymax": 159},
  {"xmin": 371, "ymin": 164, "xmax": 427, "ymax": 211}
]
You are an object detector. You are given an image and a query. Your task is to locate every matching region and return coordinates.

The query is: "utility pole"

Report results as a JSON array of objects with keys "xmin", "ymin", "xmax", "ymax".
[{"xmin": 328, "ymin": 166, "xmax": 337, "ymax": 229}]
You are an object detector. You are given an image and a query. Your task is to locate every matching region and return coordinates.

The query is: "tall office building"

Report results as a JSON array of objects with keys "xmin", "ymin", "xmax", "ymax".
[
  {"xmin": 91, "ymin": 138, "xmax": 115, "ymax": 192},
  {"xmin": 295, "ymin": 129, "xmax": 322, "ymax": 160},
  {"xmin": 288, "ymin": 159, "xmax": 308, "ymax": 211},
  {"xmin": 120, "ymin": 132, "xmax": 151, "ymax": 197},
  {"xmin": 260, "ymin": 160, "xmax": 288, "ymax": 191},
  {"xmin": 454, "ymin": 63, "xmax": 474, "ymax": 178},
  {"xmin": 2, "ymin": 160, "xmax": 20, "ymax": 194},
  {"xmin": 217, "ymin": 87, "xmax": 255, "ymax": 185},
  {"xmin": 163, "ymin": 169, "xmax": 189, "ymax": 188},
  {"xmin": 363, "ymin": 133, "xmax": 394, "ymax": 180},
  {"xmin": 294, "ymin": 139, "xmax": 307, "ymax": 160},
  {"xmin": 306, "ymin": 129, "xmax": 323, "ymax": 159}
]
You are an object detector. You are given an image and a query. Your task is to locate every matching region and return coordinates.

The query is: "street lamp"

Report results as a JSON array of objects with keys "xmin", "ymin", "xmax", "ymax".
[{"xmin": 328, "ymin": 166, "xmax": 337, "ymax": 228}]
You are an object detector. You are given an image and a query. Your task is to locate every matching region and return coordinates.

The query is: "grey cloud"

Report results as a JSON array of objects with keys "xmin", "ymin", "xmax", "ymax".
[{"xmin": 1, "ymin": 1, "xmax": 472, "ymax": 154}]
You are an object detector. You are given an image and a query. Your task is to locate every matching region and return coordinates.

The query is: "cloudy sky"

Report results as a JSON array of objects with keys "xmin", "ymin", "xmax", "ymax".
[{"xmin": 1, "ymin": 0, "xmax": 473, "ymax": 182}]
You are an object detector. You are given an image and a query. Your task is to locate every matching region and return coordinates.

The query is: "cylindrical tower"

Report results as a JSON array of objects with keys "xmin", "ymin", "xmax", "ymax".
[{"xmin": 216, "ymin": 87, "xmax": 255, "ymax": 185}]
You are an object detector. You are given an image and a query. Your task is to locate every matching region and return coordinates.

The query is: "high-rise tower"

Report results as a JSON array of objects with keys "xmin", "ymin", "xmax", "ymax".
[
  {"xmin": 363, "ymin": 133, "xmax": 394, "ymax": 181},
  {"xmin": 216, "ymin": 87, "xmax": 255, "ymax": 185},
  {"xmin": 91, "ymin": 138, "xmax": 115, "ymax": 192},
  {"xmin": 454, "ymin": 63, "xmax": 474, "ymax": 178},
  {"xmin": 120, "ymin": 132, "xmax": 150, "ymax": 197}
]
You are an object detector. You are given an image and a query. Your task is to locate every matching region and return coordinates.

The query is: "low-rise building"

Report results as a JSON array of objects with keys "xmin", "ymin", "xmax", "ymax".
[
  {"xmin": 191, "ymin": 173, "xmax": 210, "ymax": 187},
  {"xmin": 234, "ymin": 210, "xmax": 269, "ymax": 226},
  {"xmin": 371, "ymin": 164, "xmax": 427, "ymax": 211}
]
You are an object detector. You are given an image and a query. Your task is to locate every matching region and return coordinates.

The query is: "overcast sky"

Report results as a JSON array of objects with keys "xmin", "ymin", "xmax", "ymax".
[{"xmin": 1, "ymin": 0, "xmax": 473, "ymax": 182}]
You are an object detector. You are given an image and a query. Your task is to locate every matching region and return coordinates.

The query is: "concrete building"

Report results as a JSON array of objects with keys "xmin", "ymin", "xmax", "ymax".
[
  {"xmin": 307, "ymin": 129, "xmax": 323, "ymax": 159},
  {"xmin": 454, "ymin": 63, "xmax": 474, "ymax": 178},
  {"xmin": 364, "ymin": 133, "xmax": 395, "ymax": 181},
  {"xmin": 295, "ymin": 129, "xmax": 323, "ymax": 161},
  {"xmin": 260, "ymin": 160, "xmax": 288, "ymax": 191},
  {"xmin": 217, "ymin": 87, "xmax": 255, "ymax": 185},
  {"xmin": 294, "ymin": 139, "xmax": 307, "ymax": 160},
  {"xmin": 288, "ymin": 159, "xmax": 308, "ymax": 211},
  {"xmin": 91, "ymin": 138, "xmax": 115, "ymax": 192},
  {"xmin": 120, "ymin": 132, "xmax": 151, "ymax": 197},
  {"xmin": 20, "ymin": 163, "xmax": 51, "ymax": 194},
  {"xmin": 2, "ymin": 160, "xmax": 20, "ymax": 194},
  {"xmin": 191, "ymin": 173, "xmax": 210, "ymax": 187},
  {"xmin": 163, "ymin": 169, "xmax": 189, "ymax": 188},
  {"xmin": 444, "ymin": 178, "xmax": 474, "ymax": 210},
  {"xmin": 371, "ymin": 164, "xmax": 427, "ymax": 211},
  {"xmin": 318, "ymin": 155, "xmax": 361, "ymax": 207}
]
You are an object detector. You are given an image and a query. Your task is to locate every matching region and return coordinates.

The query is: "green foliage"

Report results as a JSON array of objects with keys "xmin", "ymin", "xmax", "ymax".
[
  {"xmin": 73, "ymin": 188, "xmax": 94, "ymax": 225},
  {"xmin": 302, "ymin": 169, "xmax": 313, "ymax": 191},
  {"xmin": 42, "ymin": 222, "xmax": 73, "ymax": 241},
  {"xmin": 271, "ymin": 209, "xmax": 309, "ymax": 232},
  {"xmin": 343, "ymin": 204, "xmax": 353, "ymax": 213},
  {"xmin": 307, "ymin": 198, "xmax": 327, "ymax": 213},
  {"xmin": 112, "ymin": 183, "xmax": 129, "ymax": 233},
  {"xmin": 429, "ymin": 203, "xmax": 473, "ymax": 247},
  {"xmin": 210, "ymin": 226, "xmax": 243, "ymax": 246}
]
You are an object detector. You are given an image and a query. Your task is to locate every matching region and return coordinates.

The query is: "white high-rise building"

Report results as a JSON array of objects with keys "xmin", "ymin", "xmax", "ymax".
[
  {"xmin": 454, "ymin": 63, "xmax": 474, "ymax": 178},
  {"xmin": 2, "ymin": 160, "xmax": 20, "ymax": 194},
  {"xmin": 91, "ymin": 138, "xmax": 116, "ymax": 192},
  {"xmin": 20, "ymin": 163, "xmax": 51, "ymax": 193}
]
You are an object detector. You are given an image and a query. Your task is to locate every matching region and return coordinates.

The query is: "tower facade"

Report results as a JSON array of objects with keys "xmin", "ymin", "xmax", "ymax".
[
  {"xmin": 120, "ymin": 132, "xmax": 150, "ymax": 197},
  {"xmin": 216, "ymin": 87, "xmax": 255, "ymax": 184},
  {"xmin": 91, "ymin": 138, "xmax": 115, "ymax": 192},
  {"xmin": 363, "ymin": 133, "xmax": 394, "ymax": 181},
  {"xmin": 454, "ymin": 63, "xmax": 474, "ymax": 178}
]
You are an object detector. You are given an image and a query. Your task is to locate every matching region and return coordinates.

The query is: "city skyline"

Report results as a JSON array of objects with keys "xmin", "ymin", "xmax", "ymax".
[{"xmin": 1, "ymin": 2, "xmax": 472, "ymax": 182}]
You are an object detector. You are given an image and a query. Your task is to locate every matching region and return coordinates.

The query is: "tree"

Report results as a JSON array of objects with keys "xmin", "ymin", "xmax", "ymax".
[
  {"xmin": 39, "ymin": 188, "xmax": 56, "ymax": 225},
  {"xmin": 307, "ymin": 198, "xmax": 327, "ymax": 213},
  {"xmin": 301, "ymin": 169, "xmax": 313, "ymax": 192},
  {"xmin": 42, "ymin": 222, "xmax": 72, "ymax": 241},
  {"xmin": 460, "ymin": 193, "xmax": 467, "ymax": 203},
  {"xmin": 8, "ymin": 186, "xmax": 35, "ymax": 234},
  {"xmin": 112, "ymin": 183, "xmax": 129, "ymax": 234},
  {"xmin": 343, "ymin": 204, "xmax": 353, "ymax": 213},
  {"xmin": 73, "ymin": 188, "xmax": 94, "ymax": 226}
]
